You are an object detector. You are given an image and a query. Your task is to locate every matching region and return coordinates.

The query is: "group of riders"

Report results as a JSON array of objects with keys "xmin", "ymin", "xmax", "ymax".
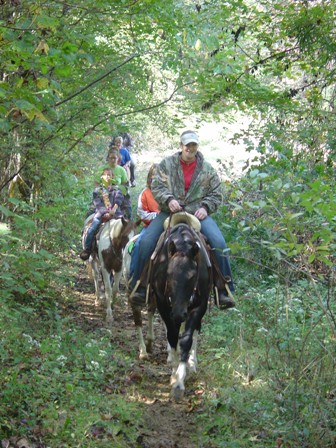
[{"xmin": 80, "ymin": 130, "xmax": 235, "ymax": 310}]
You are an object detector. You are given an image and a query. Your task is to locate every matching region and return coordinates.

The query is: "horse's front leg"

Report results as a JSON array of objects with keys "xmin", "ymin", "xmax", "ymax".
[
  {"xmin": 101, "ymin": 267, "xmax": 113, "ymax": 326},
  {"xmin": 146, "ymin": 311, "xmax": 155, "ymax": 354},
  {"xmin": 171, "ymin": 325, "xmax": 197, "ymax": 401},
  {"xmin": 131, "ymin": 304, "xmax": 148, "ymax": 360},
  {"xmin": 133, "ymin": 299, "xmax": 155, "ymax": 359},
  {"xmin": 92, "ymin": 259, "xmax": 104, "ymax": 306},
  {"xmin": 164, "ymin": 320, "xmax": 184, "ymax": 400},
  {"xmin": 187, "ymin": 329, "xmax": 198, "ymax": 373},
  {"xmin": 112, "ymin": 269, "xmax": 121, "ymax": 300}
]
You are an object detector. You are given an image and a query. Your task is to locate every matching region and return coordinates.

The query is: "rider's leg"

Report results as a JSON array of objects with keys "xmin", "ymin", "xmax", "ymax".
[
  {"xmin": 122, "ymin": 195, "xmax": 132, "ymax": 219},
  {"xmin": 129, "ymin": 229, "xmax": 145, "ymax": 279},
  {"xmin": 200, "ymin": 216, "xmax": 235, "ymax": 308},
  {"xmin": 130, "ymin": 156, "xmax": 136, "ymax": 186},
  {"xmin": 85, "ymin": 218, "xmax": 102, "ymax": 251},
  {"xmin": 80, "ymin": 218, "xmax": 102, "ymax": 260},
  {"xmin": 130, "ymin": 212, "xmax": 168, "ymax": 301}
]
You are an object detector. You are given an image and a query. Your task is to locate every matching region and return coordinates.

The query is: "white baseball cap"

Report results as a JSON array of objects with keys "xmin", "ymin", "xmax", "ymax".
[{"xmin": 180, "ymin": 131, "xmax": 199, "ymax": 145}]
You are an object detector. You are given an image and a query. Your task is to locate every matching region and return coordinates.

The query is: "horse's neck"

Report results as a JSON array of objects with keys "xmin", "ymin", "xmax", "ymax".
[
  {"xmin": 108, "ymin": 219, "xmax": 122, "ymax": 238},
  {"xmin": 109, "ymin": 219, "xmax": 134, "ymax": 249}
]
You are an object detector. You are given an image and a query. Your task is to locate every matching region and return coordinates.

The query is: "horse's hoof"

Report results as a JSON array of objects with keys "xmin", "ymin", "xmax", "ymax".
[
  {"xmin": 139, "ymin": 352, "xmax": 149, "ymax": 360},
  {"xmin": 171, "ymin": 385, "xmax": 185, "ymax": 402}
]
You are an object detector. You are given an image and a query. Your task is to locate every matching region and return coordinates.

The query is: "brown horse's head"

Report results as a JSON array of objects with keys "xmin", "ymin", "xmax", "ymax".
[{"xmin": 164, "ymin": 226, "xmax": 201, "ymax": 324}]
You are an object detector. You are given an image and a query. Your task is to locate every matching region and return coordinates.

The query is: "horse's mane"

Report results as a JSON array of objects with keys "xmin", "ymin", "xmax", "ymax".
[
  {"xmin": 169, "ymin": 223, "xmax": 195, "ymax": 249},
  {"xmin": 108, "ymin": 217, "xmax": 134, "ymax": 250},
  {"xmin": 107, "ymin": 216, "xmax": 131, "ymax": 234}
]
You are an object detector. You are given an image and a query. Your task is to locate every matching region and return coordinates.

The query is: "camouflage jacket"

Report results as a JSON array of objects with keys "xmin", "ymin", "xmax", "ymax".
[{"xmin": 151, "ymin": 151, "xmax": 222, "ymax": 215}]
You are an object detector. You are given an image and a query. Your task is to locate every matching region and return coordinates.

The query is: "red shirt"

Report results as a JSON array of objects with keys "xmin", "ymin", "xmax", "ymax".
[{"xmin": 180, "ymin": 159, "xmax": 197, "ymax": 193}]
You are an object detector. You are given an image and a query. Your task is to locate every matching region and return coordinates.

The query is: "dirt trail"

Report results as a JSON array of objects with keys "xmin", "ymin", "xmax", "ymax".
[{"xmin": 72, "ymin": 265, "xmax": 215, "ymax": 448}]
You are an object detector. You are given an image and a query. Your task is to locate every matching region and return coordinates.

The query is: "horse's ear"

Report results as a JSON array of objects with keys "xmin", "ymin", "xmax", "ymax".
[
  {"xmin": 169, "ymin": 240, "xmax": 177, "ymax": 255},
  {"xmin": 191, "ymin": 241, "xmax": 200, "ymax": 259}
]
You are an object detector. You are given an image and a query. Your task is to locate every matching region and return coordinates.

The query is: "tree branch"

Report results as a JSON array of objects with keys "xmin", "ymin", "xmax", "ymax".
[
  {"xmin": 54, "ymin": 54, "xmax": 139, "ymax": 108},
  {"xmin": 62, "ymin": 81, "xmax": 195, "ymax": 156}
]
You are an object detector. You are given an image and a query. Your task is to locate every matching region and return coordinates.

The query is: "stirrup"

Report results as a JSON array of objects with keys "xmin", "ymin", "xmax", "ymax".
[{"xmin": 130, "ymin": 280, "xmax": 149, "ymax": 305}]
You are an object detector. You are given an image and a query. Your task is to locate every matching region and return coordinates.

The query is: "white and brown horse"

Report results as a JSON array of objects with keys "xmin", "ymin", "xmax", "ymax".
[
  {"xmin": 123, "ymin": 233, "xmax": 156, "ymax": 360},
  {"xmin": 84, "ymin": 216, "xmax": 134, "ymax": 325}
]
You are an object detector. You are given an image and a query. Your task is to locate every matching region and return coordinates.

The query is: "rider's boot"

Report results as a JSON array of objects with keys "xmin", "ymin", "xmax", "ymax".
[
  {"xmin": 130, "ymin": 283, "xmax": 147, "ymax": 306},
  {"xmin": 129, "ymin": 261, "xmax": 151, "ymax": 306},
  {"xmin": 80, "ymin": 249, "xmax": 91, "ymax": 261},
  {"xmin": 80, "ymin": 218, "xmax": 101, "ymax": 261},
  {"xmin": 217, "ymin": 289, "xmax": 235, "ymax": 309}
]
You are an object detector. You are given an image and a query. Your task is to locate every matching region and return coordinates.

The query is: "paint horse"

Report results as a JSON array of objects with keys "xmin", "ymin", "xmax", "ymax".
[
  {"xmin": 123, "ymin": 234, "xmax": 156, "ymax": 359},
  {"xmin": 83, "ymin": 215, "xmax": 134, "ymax": 325},
  {"xmin": 128, "ymin": 214, "xmax": 213, "ymax": 400}
]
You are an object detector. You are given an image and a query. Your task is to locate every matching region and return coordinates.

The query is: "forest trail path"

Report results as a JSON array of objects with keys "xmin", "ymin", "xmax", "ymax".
[{"xmin": 71, "ymin": 264, "xmax": 215, "ymax": 448}]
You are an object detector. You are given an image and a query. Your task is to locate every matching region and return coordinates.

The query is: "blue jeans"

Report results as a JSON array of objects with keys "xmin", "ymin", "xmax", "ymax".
[
  {"xmin": 130, "ymin": 212, "xmax": 234, "ymax": 292},
  {"xmin": 85, "ymin": 217, "xmax": 102, "ymax": 251},
  {"xmin": 129, "ymin": 229, "xmax": 146, "ymax": 278}
]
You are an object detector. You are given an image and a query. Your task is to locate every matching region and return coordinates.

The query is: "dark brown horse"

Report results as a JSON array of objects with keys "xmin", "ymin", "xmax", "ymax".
[{"xmin": 127, "ymin": 221, "xmax": 213, "ymax": 400}]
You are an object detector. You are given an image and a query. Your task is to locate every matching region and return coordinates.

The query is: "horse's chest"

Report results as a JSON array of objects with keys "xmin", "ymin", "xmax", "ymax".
[{"xmin": 101, "ymin": 245, "xmax": 122, "ymax": 272}]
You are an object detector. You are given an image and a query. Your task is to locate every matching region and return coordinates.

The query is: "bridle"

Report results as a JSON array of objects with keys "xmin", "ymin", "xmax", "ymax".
[{"xmin": 164, "ymin": 223, "xmax": 201, "ymax": 308}]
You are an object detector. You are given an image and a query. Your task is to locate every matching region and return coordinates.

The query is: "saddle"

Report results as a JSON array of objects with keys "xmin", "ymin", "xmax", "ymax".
[
  {"xmin": 163, "ymin": 212, "xmax": 201, "ymax": 232},
  {"xmin": 138, "ymin": 213, "xmax": 232, "ymax": 301},
  {"xmin": 82, "ymin": 214, "xmax": 118, "ymax": 255}
]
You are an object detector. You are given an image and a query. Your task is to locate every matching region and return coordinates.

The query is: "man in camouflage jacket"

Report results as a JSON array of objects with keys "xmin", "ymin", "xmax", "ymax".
[
  {"xmin": 152, "ymin": 149, "xmax": 221, "ymax": 215},
  {"xmin": 130, "ymin": 130, "xmax": 235, "ymax": 308}
]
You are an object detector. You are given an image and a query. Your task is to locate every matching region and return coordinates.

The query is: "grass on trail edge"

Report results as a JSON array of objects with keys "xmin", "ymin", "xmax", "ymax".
[{"xmin": 0, "ymin": 254, "xmax": 335, "ymax": 448}]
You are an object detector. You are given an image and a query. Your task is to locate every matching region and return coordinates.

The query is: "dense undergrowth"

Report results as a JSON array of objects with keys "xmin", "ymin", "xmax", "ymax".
[
  {"xmin": 198, "ymin": 281, "xmax": 335, "ymax": 447},
  {"xmin": 0, "ymin": 289, "xmax": 143, "ymax": 447},
  {"xmin": 0, "ymin": 154, "xmax": 335, "ymax": 447},
  {"xmin": 0, "ymin": 257, "xmax": 334, "ymax": 447}
]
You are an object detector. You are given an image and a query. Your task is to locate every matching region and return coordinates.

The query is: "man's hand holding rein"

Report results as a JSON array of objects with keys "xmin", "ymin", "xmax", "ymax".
[{"xmin": 168, "ymin": 198, "xmax": 183, "ymax": 213}]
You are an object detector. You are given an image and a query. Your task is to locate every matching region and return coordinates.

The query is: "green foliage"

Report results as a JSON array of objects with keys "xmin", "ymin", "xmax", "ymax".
[
  {"xmin": 217, "ymin": 152, "xmax": 335, "ymax": 290},
  {"xmin": 198, "ymin": 280, "xmax": 336, "ymax": 447},
  {"xmin": 0, "ymin": 1, "xmax": 335, "ymax": 445},
  {"xmin": 0, "ymin": 296, "xmax": 142, "ymax": 447}
]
